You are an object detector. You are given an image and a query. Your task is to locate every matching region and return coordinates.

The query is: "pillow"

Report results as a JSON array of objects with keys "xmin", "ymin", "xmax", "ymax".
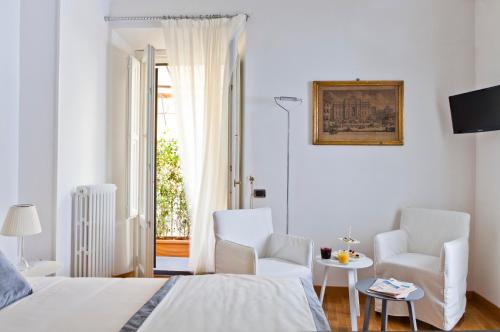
[{"xmin": 0, "ymin": 250, "xmax": 32, "ymax": 309}]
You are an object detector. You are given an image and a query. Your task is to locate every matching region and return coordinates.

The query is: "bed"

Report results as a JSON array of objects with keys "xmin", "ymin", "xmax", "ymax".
[{"xmin": 0, "ymin": 274, "xmax": 330, "ymax": 332}]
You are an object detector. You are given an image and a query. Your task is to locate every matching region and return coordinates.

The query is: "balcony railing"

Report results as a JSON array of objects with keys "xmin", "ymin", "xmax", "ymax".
[
  {"xmin": 156, "ymin": 136, "xmax": 191, "ymax": 239},
  {"xmin": 156, "ymin": 216, "xmax": 190, "ymax": 239}
]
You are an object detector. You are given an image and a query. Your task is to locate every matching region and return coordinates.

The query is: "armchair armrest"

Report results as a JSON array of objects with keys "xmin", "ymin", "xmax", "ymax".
[
  {"xmin": 374, "ymin": 229, "xmax": 408, "ymax": 264},
  {"xmin": 440, "ymin": 237, "xmax": 469, "ymax": 284},
  {"xmin": 214, "ymin": 239, "xmax": 257, "ymax": 274},
  {"xmin": 267, "ymin": 233, "xmax": 313, "ymax": 268}
]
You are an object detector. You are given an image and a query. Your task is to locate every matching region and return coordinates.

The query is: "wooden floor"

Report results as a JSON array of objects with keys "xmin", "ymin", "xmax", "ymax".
[{"xmin": 318, "ymin": 287, "xmax": 500, "ymax": 331}]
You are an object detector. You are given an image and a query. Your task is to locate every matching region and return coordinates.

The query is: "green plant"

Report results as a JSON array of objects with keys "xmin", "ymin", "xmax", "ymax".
[{"xmin": 156, "ymin": 136, "xmax": 190, "ymax": 239}]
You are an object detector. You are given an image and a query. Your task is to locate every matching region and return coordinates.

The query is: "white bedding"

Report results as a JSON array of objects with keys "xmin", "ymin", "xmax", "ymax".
[
  {"xmin": 0, "ymin": 275, "xmax": 325, "ymax": 332},
  {"xmin": 138, "ymin": 274, "xmax": 317, "ymax": 332}
]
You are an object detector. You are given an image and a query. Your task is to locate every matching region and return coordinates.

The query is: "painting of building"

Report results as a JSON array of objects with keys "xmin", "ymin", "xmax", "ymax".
[{"xmin": 313, "ymin": 81, "xmax": 403, "ymax": 145}]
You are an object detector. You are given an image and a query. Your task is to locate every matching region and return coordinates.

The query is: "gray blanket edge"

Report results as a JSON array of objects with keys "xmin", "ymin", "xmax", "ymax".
[
  {"xmin": 120, "ymin": 275, "xmax": 179, "ymax": 332},
  {"xmin": 300, "ymin": 277, "xmax": 332, "ymax": 332}
]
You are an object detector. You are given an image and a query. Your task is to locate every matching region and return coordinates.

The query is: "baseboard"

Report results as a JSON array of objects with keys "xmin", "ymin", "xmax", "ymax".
[{"xmin": 466, "ymin": 291, "xmax": 500, "ymax": 316}]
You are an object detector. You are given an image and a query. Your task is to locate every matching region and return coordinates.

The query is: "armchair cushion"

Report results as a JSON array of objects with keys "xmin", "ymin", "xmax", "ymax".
[
  {"xmin": 267, "ymin": 233, "xmax": 313, "ymax": 268},
  {"xmin": 379, "ymin": 253, "xmax": 441, "ymax": 276},
  {"xmin": 258, "ymin": 258, "xmax": 312, "ymax": 281}
]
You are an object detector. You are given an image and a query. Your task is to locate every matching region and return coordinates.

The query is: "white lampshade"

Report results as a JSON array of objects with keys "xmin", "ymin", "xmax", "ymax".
[{"xmin": 1, "ymin": 204, "xmax": 42, "ymax": 236}]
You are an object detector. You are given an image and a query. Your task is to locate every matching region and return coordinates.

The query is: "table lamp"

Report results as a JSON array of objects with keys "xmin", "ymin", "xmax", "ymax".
[{"xmin": 1, "ymin": 204, "xmax": 41, "ymax": 269}]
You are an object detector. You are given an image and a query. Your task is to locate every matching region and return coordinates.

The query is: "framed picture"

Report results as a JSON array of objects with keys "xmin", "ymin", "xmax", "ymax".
[{"xmin": 312, "ymin": 81, "xmax": 404, "ymax": 145}]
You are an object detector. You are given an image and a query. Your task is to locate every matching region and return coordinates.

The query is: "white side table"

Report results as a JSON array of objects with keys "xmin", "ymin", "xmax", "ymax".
[
  {"xmin": 19, "ymin": 261, "xmax": 62, "ymax": 277},
  {"xmin": 316, "ymin": 254, "xmax": 373, "ymax": 331}
]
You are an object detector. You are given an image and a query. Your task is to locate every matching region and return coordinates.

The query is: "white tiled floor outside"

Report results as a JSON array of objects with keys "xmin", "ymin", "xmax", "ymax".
[{"xmin": 155, "ymin": 256, "xmax": 192, "ymax": 272}]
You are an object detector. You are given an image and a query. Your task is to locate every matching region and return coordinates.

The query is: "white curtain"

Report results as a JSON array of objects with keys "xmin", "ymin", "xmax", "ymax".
[{"xmin": 162, "ymin": 15, "xmax": 245, "ymax": 274}]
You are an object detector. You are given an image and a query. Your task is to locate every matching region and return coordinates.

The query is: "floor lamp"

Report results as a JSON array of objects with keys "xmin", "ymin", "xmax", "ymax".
[{"xmin": 274, "ymin": 96, "xmax": 303, "ymax": 234}]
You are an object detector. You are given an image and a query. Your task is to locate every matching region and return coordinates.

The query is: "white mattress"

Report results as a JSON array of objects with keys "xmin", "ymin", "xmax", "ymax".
[{"xmin": 0, "ymin": 275, "xmax": 324, "ymax": 332}]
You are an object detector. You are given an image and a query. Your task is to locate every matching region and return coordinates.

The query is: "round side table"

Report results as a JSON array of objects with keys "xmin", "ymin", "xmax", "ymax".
[
  {"xmin": 356, "ymin": 278, "xmax": 424, "ymax": 331},
  {"xmin": 315, "ymin": 254, "xmax": 373, "ymax": 332}
]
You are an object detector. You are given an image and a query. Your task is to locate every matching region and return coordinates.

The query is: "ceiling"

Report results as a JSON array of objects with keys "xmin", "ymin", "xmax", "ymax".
[{"xmin": 112, "ymin": 26, "xmax": 166, "ymax": 51}]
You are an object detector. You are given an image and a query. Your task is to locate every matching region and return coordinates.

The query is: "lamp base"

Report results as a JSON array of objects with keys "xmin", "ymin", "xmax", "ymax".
[
  {"xmin": 17, "ymin": 236, "xmax": 30, "ymax": 271},
  {"xmin": 16, "ymin": 258, "xmax": 30, "ymax": 271}
]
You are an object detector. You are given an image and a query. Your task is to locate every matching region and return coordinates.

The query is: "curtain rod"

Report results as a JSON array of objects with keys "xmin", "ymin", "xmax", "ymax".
[{"xmin": 104, "ymin": 14, "xmax": 249, "ymax": 22}]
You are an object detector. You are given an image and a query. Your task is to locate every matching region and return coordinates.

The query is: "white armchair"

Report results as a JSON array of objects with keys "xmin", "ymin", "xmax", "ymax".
[
  {"xmin": 374, "ymin": 208, "xmax": 470, "ymax": 330},
  {"xmin": 213, "ymin": 207, "xmax": 313, "ymax": 281}
]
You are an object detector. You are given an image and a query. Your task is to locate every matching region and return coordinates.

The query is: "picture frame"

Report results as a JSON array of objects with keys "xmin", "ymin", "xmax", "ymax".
[{"xmin": 312, "ymin": 81, "xmax": 404, "ymax": 145}]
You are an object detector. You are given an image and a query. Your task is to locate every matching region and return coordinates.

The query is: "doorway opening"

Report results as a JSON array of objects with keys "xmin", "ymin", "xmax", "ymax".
[
  {"xmin": 121, "ymin": 39, "xmax": 243, "ymax": 277},
  {"xmin": 153, "ymin": 64, "xmax": 192, "ymax": 275}
]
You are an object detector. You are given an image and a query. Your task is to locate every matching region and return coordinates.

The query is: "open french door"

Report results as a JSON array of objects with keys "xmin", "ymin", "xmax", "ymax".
[{"xmin": 128, "ymin": 45, "xmax": 156, "ymax": 277}]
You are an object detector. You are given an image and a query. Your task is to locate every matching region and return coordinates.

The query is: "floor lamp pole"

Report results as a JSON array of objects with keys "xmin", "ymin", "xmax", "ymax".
[
  {"xmin": 274, "ymin": 96, "xmax": 302, "ymax": 235},
  {"xmin": 285, "ymin": 109, "xmax": 290, "ymax": 234}
]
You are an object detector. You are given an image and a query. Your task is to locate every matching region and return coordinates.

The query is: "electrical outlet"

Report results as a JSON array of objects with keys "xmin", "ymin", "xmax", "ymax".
[{"xmin": 254, "ymin": 189, "xmax": 266, "ymax": 198}]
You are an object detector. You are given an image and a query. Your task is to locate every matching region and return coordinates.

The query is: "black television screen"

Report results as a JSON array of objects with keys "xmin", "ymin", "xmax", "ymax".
[{"xmin": 449, "ymin": 85, "xmax": 500, "ymax": 134}]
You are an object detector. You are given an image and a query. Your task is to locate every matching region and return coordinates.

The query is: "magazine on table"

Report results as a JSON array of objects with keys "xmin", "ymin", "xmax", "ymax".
[{"xmin": 367, "ymin": 278, "xmax": 417, "ymax": 299}]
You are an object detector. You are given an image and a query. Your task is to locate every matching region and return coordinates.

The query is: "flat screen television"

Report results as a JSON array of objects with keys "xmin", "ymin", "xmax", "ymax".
[{"xmin": 449, "ymin": 85, "xmax": 500, "ymax": 134}]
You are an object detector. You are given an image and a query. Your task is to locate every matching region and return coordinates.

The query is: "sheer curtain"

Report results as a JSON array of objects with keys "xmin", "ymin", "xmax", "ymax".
[{"xmin": 162, "ymin": 15, "xmax": 245, "ymax": 274}]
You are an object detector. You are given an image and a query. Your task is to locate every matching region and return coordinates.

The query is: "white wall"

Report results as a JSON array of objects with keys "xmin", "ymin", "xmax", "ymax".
[
  {"xmin": 474, "ymin": 0, "xmax": 500, "ymax": 307},
  {"xmin": 56, "ymin": 0, "xmax": 110, "ymax": 275},
  {"xmin": 18, "ymin": 0, "xmax": 59, "ymax": 262},
  {"xmin": 0, "ymin": 0, "xmax": 20, "ymax": 261},
  {"xmin": 110, "ymin": 0, "xmax": 477, "ymax": 285}
]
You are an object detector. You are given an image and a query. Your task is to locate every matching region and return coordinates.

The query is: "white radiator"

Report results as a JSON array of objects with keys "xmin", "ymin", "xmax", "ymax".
[{"xmin": 72, "ymin": 184, "xmax": 117, "ymax": 277}]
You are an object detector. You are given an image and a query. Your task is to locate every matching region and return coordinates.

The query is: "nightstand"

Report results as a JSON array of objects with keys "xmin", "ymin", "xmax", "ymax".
[{"xmin": 19, "ymin": 261, "xmax": 62, "ymax": 277}]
